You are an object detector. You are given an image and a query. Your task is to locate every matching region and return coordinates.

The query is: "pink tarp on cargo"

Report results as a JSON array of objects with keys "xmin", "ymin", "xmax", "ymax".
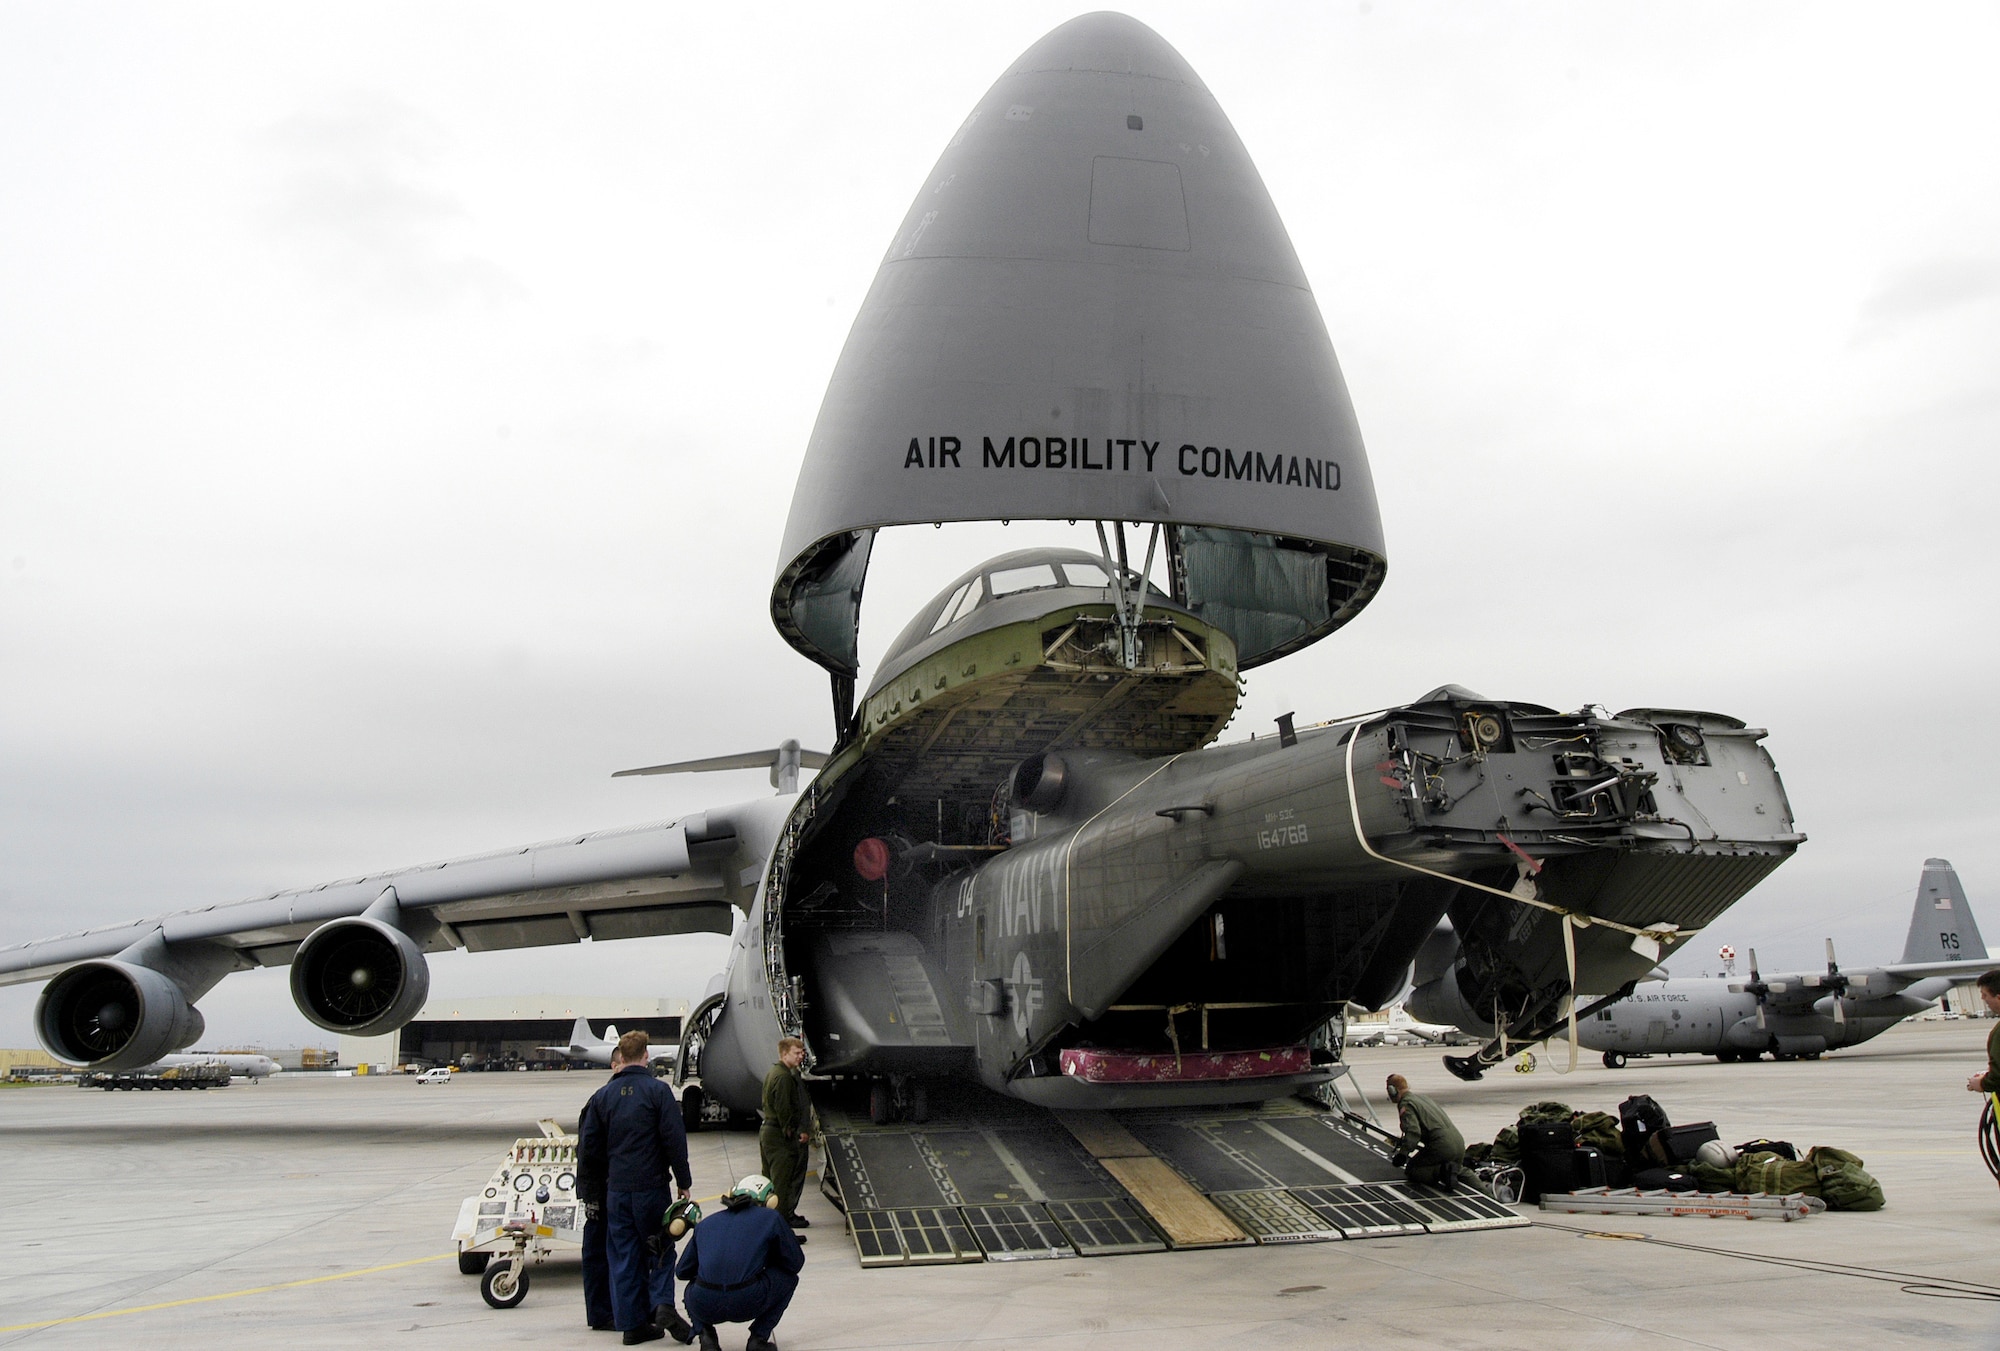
[{"xmin": 1058, "ymin": 1045, "xmax": 1313, "ymax": 1083}]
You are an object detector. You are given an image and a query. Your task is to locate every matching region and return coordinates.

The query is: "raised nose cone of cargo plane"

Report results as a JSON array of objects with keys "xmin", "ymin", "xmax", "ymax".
[{"xmin": 774, "ymin": 12, "xmax": 1385, "ymax": 719}]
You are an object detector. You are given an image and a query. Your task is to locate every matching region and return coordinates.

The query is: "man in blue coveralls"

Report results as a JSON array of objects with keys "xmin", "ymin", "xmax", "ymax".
[
  {"xmin": 580, "ymin": 1031, "xmax": 695, "ymax": 1345},
  {"xmin": 675, "ymin": 1174, "xmax": 806, "ymax": 1351}
]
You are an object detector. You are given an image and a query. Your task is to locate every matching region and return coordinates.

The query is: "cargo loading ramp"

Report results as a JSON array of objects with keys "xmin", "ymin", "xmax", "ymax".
[{"xmin": 814, "ymin": 1084, "xmax": 1525, "ymax": 1267}]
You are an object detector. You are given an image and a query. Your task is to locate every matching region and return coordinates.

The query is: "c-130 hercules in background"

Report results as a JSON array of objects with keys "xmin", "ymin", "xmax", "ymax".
[
  {"xmin": 1571, "ymin": 859, "xmax": 1989, "ymax": 1067},
  {"xmin": 0, "ymin": 14, "xmax": 1801, "ymax": 1117}
]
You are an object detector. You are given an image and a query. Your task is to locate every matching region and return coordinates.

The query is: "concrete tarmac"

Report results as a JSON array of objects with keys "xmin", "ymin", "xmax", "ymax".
[{"xmin": 3, "ymin": 1019, "xmax": 1997, "ymax": 1349}]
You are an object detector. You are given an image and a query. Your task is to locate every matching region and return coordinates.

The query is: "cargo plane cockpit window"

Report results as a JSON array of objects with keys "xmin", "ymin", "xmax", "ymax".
[
  {"xmin": 1059, "ymin": 559, "xmax": 1170, "ymax": 599},
  {"xmin": 987, "ymin": 563, "xmax": 1063, "ymax": 597},
  {"xmin": 926, "ymin": 554, "xmax": 1171, "ymax": 642},
  {"xmin": 929, "ymin": 580, "xmax": 979, "ymax": 635}
]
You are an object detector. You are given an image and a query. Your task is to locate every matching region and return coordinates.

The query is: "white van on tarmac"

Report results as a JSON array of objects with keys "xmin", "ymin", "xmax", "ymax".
[{"xmin": 416, "ymin": 1067, "xmax": 453, "ymax": 1084}]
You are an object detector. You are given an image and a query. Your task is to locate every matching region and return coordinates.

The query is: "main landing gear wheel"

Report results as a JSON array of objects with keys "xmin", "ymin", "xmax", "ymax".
[
  {"xmin": 480, "ymin": 1260, "xmax": 528, "ymax": 1309},
  {"xmin": 458, "ymin": 1248, "xmax": 490, "ymax": 1276},
  {"xmin": 1603, "ymin": 1051, "xmax": 1628, "ymax": 1069}
]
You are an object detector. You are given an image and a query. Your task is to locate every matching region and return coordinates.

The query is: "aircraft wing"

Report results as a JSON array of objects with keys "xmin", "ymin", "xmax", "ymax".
[
  {"xmin": 0, "ymin": 809, "xmax": 745, "ymax": 988},
  {"xmin": 1731, "ymin": 956, "xmax": 1994, "ymax": 1010},
  {"xmin": 1870, "ymin": 958, "xmax": 1996, "ymax": 987}
]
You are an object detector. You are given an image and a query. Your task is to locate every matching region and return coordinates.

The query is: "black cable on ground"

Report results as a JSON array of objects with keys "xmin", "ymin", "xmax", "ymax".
[
  {"xmin": 1979, "ymin": 1094, "xmax": 2000, "ymax": 1187},
  {"xmin": 1535, "ymin": 1220, "xmax": 2000, "ymax": 1303}
]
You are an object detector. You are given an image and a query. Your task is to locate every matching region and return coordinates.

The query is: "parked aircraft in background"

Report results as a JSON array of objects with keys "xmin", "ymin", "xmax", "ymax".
[
  {"xmin": 536, "ymin": 1017, "xmax": 681, "ymax": 1070},
  {"xmin": 539, "ymin": 1017, "xmax": 621, "ymax": 1067},
  {"xmin": 1346, "ymin": 1004, "xmax": 1473, "ymax": 1048},
  {"xmin": 137, "ymin": 1052, "xmax": 279, "ymax": 1079},
  {"xmin": 1582, "ymin": 859, "xmax": 1989, "ymax": 1065}
]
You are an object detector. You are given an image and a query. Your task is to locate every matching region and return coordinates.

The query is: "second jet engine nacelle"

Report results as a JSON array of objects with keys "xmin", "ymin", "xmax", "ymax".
[
  {"xmin": 1406, "ymin": 971, "xmax": 1492, "ymax": 1039},
  {"xmin": 290, "ymin": 916, "xmax": 430, "ymax": 1036},
  {"xmin": 36, "ymin": 959, "xmax": 206, "ymax": 1070}
]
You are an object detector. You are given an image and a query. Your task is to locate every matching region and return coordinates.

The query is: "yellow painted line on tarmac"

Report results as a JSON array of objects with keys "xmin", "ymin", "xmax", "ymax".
[{"xmin": 0, "ymin": 1252, "xmax": 455, "ymax": 1333}]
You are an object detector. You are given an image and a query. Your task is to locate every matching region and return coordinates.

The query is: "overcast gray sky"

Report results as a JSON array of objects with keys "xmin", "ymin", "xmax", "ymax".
[{"xmin": 4, "ymin": 3, "xmax": 1997, "ymax": 1049}]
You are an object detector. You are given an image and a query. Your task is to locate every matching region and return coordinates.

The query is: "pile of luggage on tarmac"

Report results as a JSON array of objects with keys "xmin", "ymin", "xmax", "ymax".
[{"xmin": 1462, "ymin": 1095, "xmax": 1885, "ymax": 1211}]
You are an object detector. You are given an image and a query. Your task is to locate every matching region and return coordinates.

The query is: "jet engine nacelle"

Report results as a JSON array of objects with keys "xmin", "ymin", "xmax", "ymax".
[
  {"xmin": 36, "ymin": 959, "xmax": 206, "ymax": 1070},
  {"xmin": 1406, "ymin": 971, "xmax": 1492, "ymax": 1038},
  {"xmin": 289, "ymin": 916, "xmax": 430, "ymax": 1036}
]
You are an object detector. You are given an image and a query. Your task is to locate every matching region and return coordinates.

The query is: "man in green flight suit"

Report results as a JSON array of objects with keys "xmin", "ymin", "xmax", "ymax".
[
  {"xmin": 1386, "ymin": 1073, "xmax": 1465, "ymax": 1188},
  {"xmin": 760, "ymin": 1037, "xmax": 812, "ymax": 1236},
  {"xmin": 1962, "ymin": 970, "xmax": 2000, "ymax": 1096}
]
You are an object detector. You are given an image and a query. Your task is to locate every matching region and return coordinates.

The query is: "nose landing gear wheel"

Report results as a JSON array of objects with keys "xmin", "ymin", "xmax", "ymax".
[
  {"xmin": 481, "ymin": 1260, "xmax": 529, "ymax": 1309},
  {"xmin": 1602, "ymin": 1051, "xmax": 1627, "ymax": 1069}
]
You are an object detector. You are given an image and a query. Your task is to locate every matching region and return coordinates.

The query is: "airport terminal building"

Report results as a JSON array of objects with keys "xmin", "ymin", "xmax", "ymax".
[{"xmin": 339, "ymin": 995, "xmax": 688, "ymax": 1073}]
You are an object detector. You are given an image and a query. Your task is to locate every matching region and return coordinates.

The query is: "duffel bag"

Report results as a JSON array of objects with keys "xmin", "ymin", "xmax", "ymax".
[
  {"xmin": 1805, "ymin": 1146, "xmax": 1885, "ymax": 1211},
  {"xmin": 1619, "ymin": 1094, "xmax": 1672, "ymax": 1163},
  {"xmin": 1572, "ymin": 1111, "xmax": 1624, "ymax": 1157},
  {"xmin": 1628, "ymin": 1166, "xmax": 1697, "ymax": 1192}
]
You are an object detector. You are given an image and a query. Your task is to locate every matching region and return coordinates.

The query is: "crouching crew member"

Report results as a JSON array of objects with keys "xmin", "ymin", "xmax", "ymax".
[
  {"xmin": 759, "ymin": 1037, "xmax": 812, "ymax": 1233},
  {"xmin": 676, "ymin": 1174, "xmax": 806, "ymax": 1351},
  {"xmin": 1386, "ymin": 1073, "xmax": 1465, "ymax": 1188},
  {"xmin": 580, "ymin": 1031, "xmax": 696, "ymax": 1345}
]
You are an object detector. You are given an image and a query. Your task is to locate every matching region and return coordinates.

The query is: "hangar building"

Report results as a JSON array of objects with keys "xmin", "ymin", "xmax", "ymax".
[{"xmin": 339, "ymin": 994, "xmax": 689, "ymax": 1072}]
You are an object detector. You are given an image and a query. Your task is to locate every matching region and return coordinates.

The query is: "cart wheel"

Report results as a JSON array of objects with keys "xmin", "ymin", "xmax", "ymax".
[
  {"xmin": 481, "ymin": 1260, "xmax": 528, "ymax": 1308},
  {"xmin": 458, "ymin": 1248, "xmax": 490, "ymax": 1275}
]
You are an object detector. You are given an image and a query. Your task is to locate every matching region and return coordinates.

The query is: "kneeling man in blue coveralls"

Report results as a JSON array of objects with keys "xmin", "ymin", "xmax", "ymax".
[
  {"xmin": 579, "ymin": 1030, "xmax": 696, "ymax": 1345},
  {"xmin": 675, "ymin": 1174, "xmax": 806, "ymax": 1351}
]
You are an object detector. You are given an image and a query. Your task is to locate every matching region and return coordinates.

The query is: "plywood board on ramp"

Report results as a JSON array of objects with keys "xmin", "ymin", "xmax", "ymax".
[{"xmin": 1098, "ymin": 1155, "xmax": 1251, "ymax": 1248}]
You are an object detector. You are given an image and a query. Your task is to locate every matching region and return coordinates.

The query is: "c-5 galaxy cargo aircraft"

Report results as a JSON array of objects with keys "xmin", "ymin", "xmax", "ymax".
[
  {"xmin": 1581, "ymin": 859, "xmax": 1990, "ymax": 1066},
  {"xmin": 0, "ymin": 14, "xmax": 1803, "ymax": 1123}
]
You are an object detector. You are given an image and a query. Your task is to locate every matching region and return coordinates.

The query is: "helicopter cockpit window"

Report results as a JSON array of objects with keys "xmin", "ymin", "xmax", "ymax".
[
  {"xmin": 987, "ymin": 563, "xmax": 1062, "ymax": 598},
  {"xmin": 929, "ymin": 579, "xmax": 978, "ymax": 635}
]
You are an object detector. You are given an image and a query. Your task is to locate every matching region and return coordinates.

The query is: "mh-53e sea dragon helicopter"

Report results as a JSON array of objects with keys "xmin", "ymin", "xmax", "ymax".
[{"xmin": 0, "ymin": 14, "xmax": 1801, "ymax": 1121}]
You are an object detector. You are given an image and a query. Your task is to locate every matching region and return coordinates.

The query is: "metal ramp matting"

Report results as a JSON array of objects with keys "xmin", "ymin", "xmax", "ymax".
[{"xmin": 817, "ymin": 1087, "xmax": 1527, "ymax": 1265}]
